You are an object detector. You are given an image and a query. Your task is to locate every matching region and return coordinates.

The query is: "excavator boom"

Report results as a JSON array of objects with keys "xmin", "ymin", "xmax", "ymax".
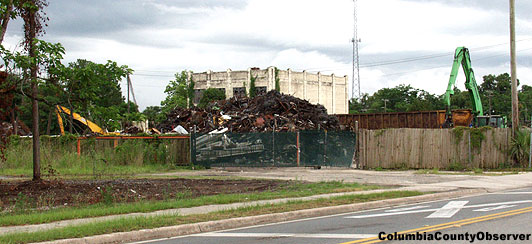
[
  {"xmin": 444, "ymin": 47, "xmax": 483, "ymax": 117},
  {"xmin": 443, "ymin": 47, "xmax": 506, "ymax": 128},
  {"xmin": 55, "ymin": 105, "xmax": 111, "ymax": 135}
]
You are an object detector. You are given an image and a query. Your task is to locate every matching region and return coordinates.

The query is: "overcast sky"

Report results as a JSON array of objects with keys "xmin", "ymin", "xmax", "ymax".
[{"xmin": 3, "ymin": 0, "xmax": 532, "ymax": 111}]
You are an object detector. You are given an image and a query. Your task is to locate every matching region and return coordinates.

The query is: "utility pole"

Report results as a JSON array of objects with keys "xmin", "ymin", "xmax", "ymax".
[
  {"xmin": 127, "ymin": 74, "xmax": 130, "ymax": 114},
  {"xmin": 510, "ymin": 0, "xmax": 518, "ymax": 134},
  {"xmin": 383, "ymin": 99, "xmax": 389, "ymax": 112}
]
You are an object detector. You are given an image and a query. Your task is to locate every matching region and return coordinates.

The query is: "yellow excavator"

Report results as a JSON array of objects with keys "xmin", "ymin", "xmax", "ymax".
[{"xmin": 55, "ymin": 105, "xmax": 119, "ymax": 135}]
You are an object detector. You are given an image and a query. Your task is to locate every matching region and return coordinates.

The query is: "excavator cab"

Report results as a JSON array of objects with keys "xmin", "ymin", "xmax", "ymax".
[{"xmin": 476, "ymin": 115, "xmax": 507, "ymax": 128}]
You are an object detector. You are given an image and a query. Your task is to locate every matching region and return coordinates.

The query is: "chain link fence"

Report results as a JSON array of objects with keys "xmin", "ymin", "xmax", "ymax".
[{"xmin": 191, "ymin": 130, "xmax": 356, "ymax": 168}]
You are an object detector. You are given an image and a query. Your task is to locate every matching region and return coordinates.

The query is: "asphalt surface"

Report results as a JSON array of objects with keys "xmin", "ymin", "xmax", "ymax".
[{"xmin": 136, "ymin": 187, "xmax": 532, "ymax": 244}]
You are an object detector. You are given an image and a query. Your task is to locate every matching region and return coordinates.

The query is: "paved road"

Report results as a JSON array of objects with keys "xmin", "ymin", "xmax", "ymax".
[{"xmin": 136, "ymin": 187, "xmax": 532, "ymax": 244}]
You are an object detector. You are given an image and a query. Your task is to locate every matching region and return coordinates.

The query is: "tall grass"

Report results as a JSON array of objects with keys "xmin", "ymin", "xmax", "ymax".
[{"xmin": 0, "ymin": 136, "xmax": 190, "ymax": 176}]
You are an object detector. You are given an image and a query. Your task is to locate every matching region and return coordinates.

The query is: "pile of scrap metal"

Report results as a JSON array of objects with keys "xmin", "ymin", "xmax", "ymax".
[
  {"xmin": 0, "ymin": 71, "xmax": 31, "ymax": 137},
  {"xmin": 158, "ymin": 90, "xmax": 340, "ymax": 133}
]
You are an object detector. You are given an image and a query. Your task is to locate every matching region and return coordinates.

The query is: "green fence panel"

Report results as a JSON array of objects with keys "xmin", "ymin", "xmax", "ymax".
[{"xmin": 193, "ymin": 130, "xmax": 355, "ymax": 168}]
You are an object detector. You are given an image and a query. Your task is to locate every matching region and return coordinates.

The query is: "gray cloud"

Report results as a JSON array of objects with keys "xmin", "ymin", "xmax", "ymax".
[
  {"xmin": 42, "ymin": 0, "xmax": 249, "ymax": 44},
  {"xmin": 404, "ymin": 0, "xmax": 532, "ymax": 19}
]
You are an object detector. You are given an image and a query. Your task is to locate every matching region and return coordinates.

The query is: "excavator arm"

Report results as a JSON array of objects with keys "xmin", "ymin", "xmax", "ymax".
[
  {"xmin": 55, "ymin": 105, "xmax": 109, "ymax": 135},
  {"xmin": 443, "ymin": 47, "xmax": 483, "ymax": 126}
]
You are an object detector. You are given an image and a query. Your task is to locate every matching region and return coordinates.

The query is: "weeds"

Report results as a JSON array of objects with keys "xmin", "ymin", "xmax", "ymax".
[
  {"xmin": 37, "ymin": 192, "xmax": 56, "ymax": 210},
  {"xmin": 2, "ymin": 136, "xmax": 190, "ymax": 176},
  {"xmin": 509, "ymin": 129, "xmax": 530, "ymax": 167},
  {"xmin": 14, "ymin": 192, "xmax": 31, "ymax": 212},
  {"xmin": 99, "ymin": 186, "xmax": 114, "ymax": 205},
  {"xmin": 447, "ymin": 162, "xmax": 466, "ymax": 171}
]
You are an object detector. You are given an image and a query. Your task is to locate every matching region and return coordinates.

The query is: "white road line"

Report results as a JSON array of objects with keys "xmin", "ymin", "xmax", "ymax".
[
  {"xmin": 346, "ymin": 200, "xmax": 532, "ymax": 219},
  {"xmin": 195, "ymin": 232, "xmax": 377, "ymax": 239},
  {"xmin": 494, "ymin": 192, "xmax": 532, "ymax": 195},
  {"xmin": 473, "ymin": 205, "xmax": 517, "ymax": 212},
  {"xmin": 426, "ymin": 201, "xmax": 468, "ymax": 218},
  {"xmin": 385, "ymin": 205, "xmax": 430, "ymax": 212}
]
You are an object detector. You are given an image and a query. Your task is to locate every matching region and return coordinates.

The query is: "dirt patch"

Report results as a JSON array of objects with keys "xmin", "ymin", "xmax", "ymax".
[{"xmin": 0, "ymin": 178, "xmax": 286, "ymax": 209}]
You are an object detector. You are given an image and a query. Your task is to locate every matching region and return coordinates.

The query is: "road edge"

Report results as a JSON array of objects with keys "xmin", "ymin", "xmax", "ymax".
[{"xmin": 36, "ymin": 188, "xmax": 486, "ymax": 244}]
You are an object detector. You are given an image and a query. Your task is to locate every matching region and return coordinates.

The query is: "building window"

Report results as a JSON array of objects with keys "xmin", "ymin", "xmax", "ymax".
[
  {"xmin": 194, "ymin": 89, "xmax": 204, "ymax": 104},
  {"xmin": 233, "ymin": 87, "xmax": 246, "ymax": 98},
  {"xmin": 256, "ymin": 86, "xmax": 267, "ymax": 96}
]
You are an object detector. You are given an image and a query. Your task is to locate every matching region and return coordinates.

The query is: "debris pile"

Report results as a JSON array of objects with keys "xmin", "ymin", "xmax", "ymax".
[
  {"xmin": 158, "ymin": 90, "xmax": 340, "ymax": 133},
  {"xmin": 123, "ymin": 125, "xmax": 142, "ymax": 135}
]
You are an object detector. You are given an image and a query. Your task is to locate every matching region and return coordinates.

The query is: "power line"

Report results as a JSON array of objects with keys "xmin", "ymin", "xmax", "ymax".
[
  {"xmin": 298, "ymin": 38, "xmax": 532, "ymax": 72},
  {"xmin": 380, "ymin": 47, "xmax": 532, "ymax": 77}
]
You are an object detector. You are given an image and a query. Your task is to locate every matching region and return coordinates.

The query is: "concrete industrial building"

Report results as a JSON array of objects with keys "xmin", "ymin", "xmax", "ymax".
[{"xmin": 188, "ymin": 67, "xmax": 348, "ymax": 114}]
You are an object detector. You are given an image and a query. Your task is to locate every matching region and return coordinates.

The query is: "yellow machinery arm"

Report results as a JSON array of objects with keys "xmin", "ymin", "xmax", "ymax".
[{"xmin": 55, "ymin": 105, "xmax": 110, "ymax": 135}]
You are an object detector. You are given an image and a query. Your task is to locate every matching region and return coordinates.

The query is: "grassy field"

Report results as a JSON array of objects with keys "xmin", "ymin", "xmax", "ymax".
[
  {"xmin": 0, "ymin": 191, "xmax": 423, "ymax": 244},
  {"xmin": 1, "ymin": 136, "xmax": 191, "ymax": 176},
  {"xmin": 0, "ymin": 181, "xmax": 382, "ymax": 226}
]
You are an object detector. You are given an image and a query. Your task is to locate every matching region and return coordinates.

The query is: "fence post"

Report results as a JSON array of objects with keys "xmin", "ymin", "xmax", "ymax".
[
  {"xmin": 296, "ymin": 131, "xmax": 300, "ymax": 167},
  {"xmin": 154, "ymin": 137, "xmax": 158, "ymax": 163},
  {"xmin": 272, "ymin": 122, "xmax": 276, "ymax": 166},
  {"xmin": 323, "ymin": 130, "xmax": 328, "ymax": 167},
  {"xmin": 354, "ymin": 121, "xmax": 359, "ymax": 168},
  {"xmin": 77, "ymin": 137, "xmax": 81, "ymax": 156},
  {"xmin": 191, "ymin": 126, "xmax": 197, "ymax": 167},
  {"xmin": 189, "ymin": 127, "xmax": 193, "ymax": 167},
  {"xmin": 113, "ymin": 138, "xmax": 118, "ymax": 148},
  {"xmin": 468, "ymin": 130, "xmax": 472, "ymax": 168},
  {"xmin": 529, "ymin": 116, "xmax": 532, "ymax": 169}
]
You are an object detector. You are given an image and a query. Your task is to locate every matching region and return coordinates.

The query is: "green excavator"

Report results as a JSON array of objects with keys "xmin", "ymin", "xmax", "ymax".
[{"xmin": 443, "ymin": 47, "xmax": 506, "ymax": 128}]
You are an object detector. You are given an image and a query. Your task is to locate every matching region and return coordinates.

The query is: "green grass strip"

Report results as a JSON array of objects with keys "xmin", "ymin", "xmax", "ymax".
[
  {"xmin": 0, "ymin": 191, "xmax": 423, "ymax": 244},
  {"xmin": 0, "ymin": 181, "xmax": 381, "ymax": 226}
]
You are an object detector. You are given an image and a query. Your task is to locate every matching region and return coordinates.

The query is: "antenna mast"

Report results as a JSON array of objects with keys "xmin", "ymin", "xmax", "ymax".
[{"xmin": 351, "ymin": 0, "xmax": 361, "ymax": 100}]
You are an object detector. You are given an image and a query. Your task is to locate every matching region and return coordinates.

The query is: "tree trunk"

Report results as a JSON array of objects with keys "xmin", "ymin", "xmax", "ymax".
[
  {"xmin": 0, "ymin": 0, "xmax": 12, "ymax": 44},
  {"xmin": 46, "ymin": 107, "xmax": 52, "ymax": 135},
  {"xmin": 68, "ymin": 101, "xmax": 74, "ymax": 134},
  {"xmin": 28, "ymin": 4, "xmax": 40, "ymax": 181},
  {"xmin": 11, "ymin": 109, "xmax": 17, "ymax": 136}
]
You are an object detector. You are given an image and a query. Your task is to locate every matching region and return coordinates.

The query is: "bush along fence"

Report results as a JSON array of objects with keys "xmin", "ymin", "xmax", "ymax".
[
  {"xmin": 191, "ymin": 130, "xmax": 357, "ymax": 168},
  {"xmin": 356, "ymin": 127, "xmax": 514, "ymax": 170},
  {"xmin": 76, "ymin": 135, "xmax": 190, "ymax": 166}
]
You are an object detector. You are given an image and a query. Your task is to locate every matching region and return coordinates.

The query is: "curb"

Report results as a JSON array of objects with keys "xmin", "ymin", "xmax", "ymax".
[{"xmin": 36, "ymin": 188, "xmax": 486, "ymax": 244}]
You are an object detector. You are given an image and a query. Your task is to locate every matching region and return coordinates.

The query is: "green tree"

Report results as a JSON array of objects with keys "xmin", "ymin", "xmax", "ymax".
[
  {"xmin": 0, "ymin": 0, "xmax": 20, "ymax": 44},
  {"xmin": 519, "ymin": 85, "xmax": 532, "ymax": 123},
  {"xmin": 363, "ymin": 84, "xmax": 444, "ymax": 113},
  {"xmin": 349, "ymin": 94, "xmax": 370, "ymax": 114},
  {"xmin": 142, "ymin": 106, "xmax": 165, "ymax": 126},
  {"xmin": 0, "ymin": 0, "xmax": 57, "ymax": 181},
  {"xmin": 199, "ymin": 88, "xmax": 226, "ymax": 108},
  {"xmin": 449, "ymin": 87, "xmax": 472, "ymax": 110},
  {"xmin": 59, "ymin": 59, "xmax": 132, "ymax": 132},
  {"xmin": 479, "ymin": 73, "xmax": 512, "ymax": 118},
  {"xmin": 161, "ymin": 70, "xmax": 194, "ymax": 114}
]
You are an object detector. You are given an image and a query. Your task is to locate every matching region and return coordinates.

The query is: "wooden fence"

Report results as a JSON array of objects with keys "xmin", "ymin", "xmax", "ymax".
[{"xmin": 356, "ymin": 128, "xmax": 512, "ymax": 169}]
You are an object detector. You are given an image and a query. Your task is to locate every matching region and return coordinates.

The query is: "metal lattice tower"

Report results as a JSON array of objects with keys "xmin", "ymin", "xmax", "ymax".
[{"xmin": 351, "ymin": 0, "xmax": 361, "ymax": 100}]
